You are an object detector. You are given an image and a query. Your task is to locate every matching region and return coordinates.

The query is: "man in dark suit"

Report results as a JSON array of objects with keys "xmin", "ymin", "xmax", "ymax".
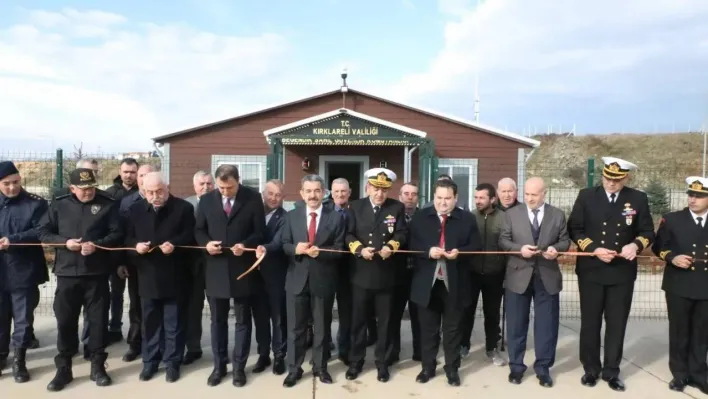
[
  {"xmin": 652, "ymin": 176, "xmax": 708, "ymax": 394},
  {"xmin": 194, "ymin": 164, "xmax": 266, "ymax": 387},
  {"xmin": 409, "ymin": 179, "xmax": 481, "ymax": 386},
  {"xmin": 252, "ymin": 179, "xmax": 288, "ymax": 375},
  {"xmin": 344, "ymin": 168, "xmax": 407, "ymax": 382},
  {"xmin": 279, "ymin": 174, "xmax": 345, "ymax": 387},
  {"xmin": 125, "ymin": 172, "xmax": 196, "ymax": 383},
  {"xmin": 328, "ymin": 178, "xmax": 353, "ymax": 362},
  {"xmin": 387, "ymin": 181, "xmax": 421, "ymax": 365},
  {"xmin": 181, "ymin": 170, "xmax": 214, "ymax": 365},
  {"xmin": 499, "ymin": 177, "xmax": 570, "ymax": 387},
  {"xmin": 568, "ymin": 156, "xmax": 654, "ymax": 392}
]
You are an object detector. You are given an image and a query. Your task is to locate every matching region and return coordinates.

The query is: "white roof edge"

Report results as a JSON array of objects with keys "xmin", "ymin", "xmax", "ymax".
[{"xmin": 263, "ymin": 108, "xmax": 427, "ymax": 138}]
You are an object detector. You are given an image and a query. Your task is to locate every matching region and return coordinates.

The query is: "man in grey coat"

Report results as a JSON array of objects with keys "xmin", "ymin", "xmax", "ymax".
[
  {"xmin": 182, "ymin": 170, "xmax": 213, "ymax": 364},
  {"xmin": 499, "ymin": 177, "xmax": 570, "ymax": 388}
]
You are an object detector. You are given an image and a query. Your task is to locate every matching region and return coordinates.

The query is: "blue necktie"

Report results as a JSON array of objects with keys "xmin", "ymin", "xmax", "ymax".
[{"xmin": 531, "ymin": 209, "xmax": 540, "ymax": 245}]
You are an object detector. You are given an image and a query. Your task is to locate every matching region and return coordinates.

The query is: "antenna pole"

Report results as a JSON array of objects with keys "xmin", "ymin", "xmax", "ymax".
[{"xmin": 473, "ymin": 0, "xmax": 480, "ymax": 123}]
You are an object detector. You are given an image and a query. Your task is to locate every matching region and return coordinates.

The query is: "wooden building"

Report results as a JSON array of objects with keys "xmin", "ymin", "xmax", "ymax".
[{"xmin": 152, "ymin": 78, "xmax": 540, "ymax": 208}]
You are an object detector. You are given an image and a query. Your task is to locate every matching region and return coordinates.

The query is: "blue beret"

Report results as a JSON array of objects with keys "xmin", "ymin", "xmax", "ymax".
[{"xmin": 0, "ymin": 161, "xmax": 19, "ymax": 180}]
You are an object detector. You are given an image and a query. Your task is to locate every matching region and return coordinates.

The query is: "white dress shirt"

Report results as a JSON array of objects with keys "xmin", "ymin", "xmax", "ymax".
[
  {"xmin": 690, "ymin": 210, "xmax": 708, "ymax": 227},
  {"xmin": 222, "ymin": 196, "xmax": 234, "ymax": 208},
  {"xmin": 605, "ymin": 191, "xmax": 619, "ymax": 203},
  {"xmin": 265, "ymin": 208, "xmax": 277, "ymax": 225},
  {"xmin": 528, "ymin": 203, "xmax": 545, "ymax": 225},
  {"xmin": 306, "ymin": 205, "xmax": 323, "ymax": 232}
]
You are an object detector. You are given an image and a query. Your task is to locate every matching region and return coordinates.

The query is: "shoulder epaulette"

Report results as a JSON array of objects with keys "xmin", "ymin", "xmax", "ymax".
[
  {"xmin": 54, "ymin": 193, "xmax": 72, "ymax": 200},
  {"xmin": 25, "ymin": 192, "xmax": 44, "ymax": 201}
]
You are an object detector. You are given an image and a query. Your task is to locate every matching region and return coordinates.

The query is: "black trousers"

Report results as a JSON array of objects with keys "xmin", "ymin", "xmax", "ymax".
[
  {"xmin": 335, "ymin": 275, "xmax": 353, "ymax": 355},
  {"xmin": 108, "ymin": 270, "xmax": 141, "ymax": 349},
  {"xmin": 460, "ymin": 272, "xmax": 504, "ymax": 351},
  {"xmin": 253, "ymin": 285, "xmax": 287, "ymax": 360},
  {"xmin": 666, "ymin": 292, "xmax": 708, "ymax": 383},
  {"xmin": 54, "ymin": 275, "xmax": 109, "ymax": 360},
  {"xmin": 209, "ymin": 295, "xmax": 256, "ymax": 370},
  {"xmin": 387, "ymin": 281, "xmax": 420, "ymax": 362},
  {"xmin": 286, "ymin": 282, "xmax": 334, "ymax": 372},
  {"xmin": 184, "ymin": 261, "xmax": 205, "ymax": 354},
  {"xmin": 0, "ymin": 287, "xmax": 39, "ymax": 355},
  {"xmin": 578, "ymin": 279, "xmax": 634, "ymax": 379},
  {"xmin": 349, "ymin": 285, "xmax": 392, "ymax": 368},
  {"xmin": 418, "ymin": 280, "xmax": 463, "ymax": 371},
  {"xmin": 142, "ymin": 297, "xmax": 185, "ymax": 367}
]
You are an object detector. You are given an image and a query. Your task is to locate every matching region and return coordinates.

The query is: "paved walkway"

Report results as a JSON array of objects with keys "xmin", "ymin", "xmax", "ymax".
[{"xmin": 0, "ymin": 317, "xmax": 702, "ymax": 398}]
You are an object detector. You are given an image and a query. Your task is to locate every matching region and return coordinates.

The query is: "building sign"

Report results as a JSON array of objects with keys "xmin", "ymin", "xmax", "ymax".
[
  {"xmin": 312, "ymin": 119, "xmax": 379, "ymax": 136},
  {"xmin": 280, "ymin": 138, "xmax": 417, "ymax": 146}
]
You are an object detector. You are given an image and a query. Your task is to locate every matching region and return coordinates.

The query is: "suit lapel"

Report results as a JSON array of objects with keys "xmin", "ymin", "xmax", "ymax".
[
  {"xmin": 594, "ymin": 187, "xmax": 613, "ymax": 219},
  {"xmin": 517, "ymin": 204, "xmax": 534, "ymax": 242},
  {"xmin": 538, "ymin": 204, "xmax": 552, "ymax": 247},
  {"xmin": 316, "ymin": 207, "xmax": 331, "ymax": 244},
  {"xmin": 295, "ymin": 207, "xmax": 309, "ymax": 243}
]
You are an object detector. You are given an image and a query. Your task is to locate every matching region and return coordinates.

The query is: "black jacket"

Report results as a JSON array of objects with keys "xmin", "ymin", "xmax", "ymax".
[
  {"xmin": 0, "ymin": 190, "xmax": 49, "ymax": 290},
  {"xmin": 104, "ymin": 175, "xmax": 138, "ymax": 201},
  {"xmin": 653, "ymin": 208, "xmax": 708, "ymax": 300},
  {"xmin": 38, "ymin": 191, "xmax": 123, "ymax": 276},
  {"xmin": 345, "ymin": 197, "xmax": 408, "ymax": 289},
  {"xmin": 125, "ymin": 195, "xmax": 196, "ymax": 299},
  {"xmin": 567, "ymin": 185, "xmax": 655, "ymax": 284},
  {"xmin": 260, "ymin": 206, "xmax": 288, "ymax": 293}
]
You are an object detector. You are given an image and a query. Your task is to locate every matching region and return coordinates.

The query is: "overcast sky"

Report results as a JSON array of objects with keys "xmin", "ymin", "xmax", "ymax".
[{"xmin": 1, "ymin": 0, "xmax": 707, "ymax": 153}]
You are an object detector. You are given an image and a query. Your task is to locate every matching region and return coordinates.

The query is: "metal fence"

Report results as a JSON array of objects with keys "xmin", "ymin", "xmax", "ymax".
[{"xmin": 1, "ymin": 149, "xmax": 697, "ymax": 321}]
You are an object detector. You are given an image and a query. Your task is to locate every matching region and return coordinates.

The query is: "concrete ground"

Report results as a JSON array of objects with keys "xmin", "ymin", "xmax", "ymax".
[{"xmin": 0, "ymin": 317, "xmax": 701, "ymax": 399}]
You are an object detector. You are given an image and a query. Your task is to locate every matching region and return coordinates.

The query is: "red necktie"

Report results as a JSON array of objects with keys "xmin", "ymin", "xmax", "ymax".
[
  {"xmin": 308, "ymin": 212, "xmax": 317, "ymax": 245},
  {"xmin": 438, "ymin": 214, "xmax": 448, "ymax": 277},
  {"xmin": 224, "ymin": 198, "xmax": 232, "ymax": 215}
]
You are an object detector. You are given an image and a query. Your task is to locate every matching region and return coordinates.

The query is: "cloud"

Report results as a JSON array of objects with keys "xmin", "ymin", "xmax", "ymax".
[
  {"xmin": 387, "ymin": 0, "xmax": 708, "ymax": 132},
  {"xmin": 0, "ymin": 8, "xmax": 311, "ymax": 152}
]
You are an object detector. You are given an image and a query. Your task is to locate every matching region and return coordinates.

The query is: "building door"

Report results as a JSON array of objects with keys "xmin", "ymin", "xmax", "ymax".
[{"xmin": 319, "ymin": 155, "xmax": 369, "ymax": 200}]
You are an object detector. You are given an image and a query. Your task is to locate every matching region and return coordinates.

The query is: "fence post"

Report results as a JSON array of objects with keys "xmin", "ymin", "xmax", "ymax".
[
  {"xmin": 55, "ymin": 149, "xmax": 63, "ymax": 189},
  {"xmin": 586, "ymin": 158, "xmax": 595, "ymax": 188}
]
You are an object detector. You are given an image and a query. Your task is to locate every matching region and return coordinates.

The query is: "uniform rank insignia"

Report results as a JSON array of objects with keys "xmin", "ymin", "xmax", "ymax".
[
  {"xmin": 622, "ymin": 202, "xmax": 636, "ymax": 226},
  {"xmin": 384, "ymin": 215, "xmax": 396, "ymax": 233},
  {"xmin": 91, "ymin": 204, "xmax": 101, "ymax": 215}
]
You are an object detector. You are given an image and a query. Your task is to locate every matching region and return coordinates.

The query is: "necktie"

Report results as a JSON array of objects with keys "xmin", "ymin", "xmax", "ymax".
[
  {"xmin": 531, "ymin": 209, "xmax": 540, "ymax": 244},
  {"xmin": 308, "ymin": 212, "xmax": 317, "ymax": 245},
  {"xmin": 373, "ymin": 205, "xmax": 380, "ymax": 216},
  {"xmin": 224, "ymin": 198, "xmax": 232, "ymax": 215},
  {"xmin": 438, "ymin": 214, "xmax": 448, "ymax": 277},
  {"xmin": 610, "ymin": 193, "xmax": 616, "ymax": 203},
  {"xmin": 698, "ymin": 217, "xmax": 703, "ymax": 228}
]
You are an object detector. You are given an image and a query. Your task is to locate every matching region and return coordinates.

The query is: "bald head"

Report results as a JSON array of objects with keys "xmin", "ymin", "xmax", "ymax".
[{"xmin": 523, "ymin": 177, "xmax": 546, "ymax": 210}]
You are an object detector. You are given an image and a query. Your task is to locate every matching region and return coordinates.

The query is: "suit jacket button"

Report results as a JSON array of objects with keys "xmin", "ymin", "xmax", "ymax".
[
  {"xmin": 601, "ymin": 240, "xmax": 605, "ymax": 244},
  {"xmin": 368, "ymin": 241, "xmax": 372, "ymax": 244},
  {"xmin": 692, "ymin": 267, "xmax": 696, "ymax": 270},
  {"xmin": 603, "ymin": 222, "xmax": 607, "ymax": 225},
  {"xmin": 369, "ymin": 233, "xmax": 373, "ymax": 236}
]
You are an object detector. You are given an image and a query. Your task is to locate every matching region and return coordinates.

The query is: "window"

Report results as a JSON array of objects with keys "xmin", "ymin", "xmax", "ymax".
[
  {"xmin": 438, "ymin": 158, "xmax": 478, "ymax": 209},
  {"xmin": 211, "ymin": 155, "xmax": 267, "ymax": 192}
]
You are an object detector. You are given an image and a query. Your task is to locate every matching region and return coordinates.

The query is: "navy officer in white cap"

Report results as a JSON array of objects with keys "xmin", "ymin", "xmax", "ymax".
[
  {"xmin": 653, "ymin": 176, "xmax": 708, "ymax": 394},
  {"xmin": 567, "ymin": 156, "xmax": 654, "ymax": 392},
  {"xmin": 344, "ymin": 167, "xmax": 407, "ymax": 383}
]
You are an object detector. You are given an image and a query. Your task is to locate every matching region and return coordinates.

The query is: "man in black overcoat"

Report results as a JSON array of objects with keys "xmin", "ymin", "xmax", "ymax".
[
  {"xmin": 125, "ymin": 172, "xmax": 196, "ymax": 383},
  {"xmin": 194, "ymin": 164, "xmax": 266, "ymax": 387}
]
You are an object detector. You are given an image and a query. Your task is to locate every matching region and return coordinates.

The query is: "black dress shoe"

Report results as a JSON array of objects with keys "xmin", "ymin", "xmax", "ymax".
[
  {"xmin": 166, "ymin": 367, "xmax": 180, "ymax": 383},
  {"xmin": 207, "ymin": 366, "xmax": 227, "ymax": 386},
  {"xmin": 314, "ymin": 370, "xmax": 333, "ymax": 384},
  {"xmin": 345, "ymin": 366, "xmax": 360, "ymax": 380},
  {"xmin": 445, "ymin": 369, "xmax": 461, "ymax": 386},
  {"xmin": 47, "ymin": 367, "xmax": 73, "ymax": 392},
  {"xmin": 272, "ymin": 358, "xmax": 286, "ymax": 375},
  {"xmin": 232, "ymin": 369, "xmax": 247, "ymax": 387},
  {"xmin": 283, "ymin": 370, "xmax": 303, "ymax": 387},
  {"xmin": 604, "ymin": 376, "xmax": 626, "ymax": 391},
  {"xmin": 182, "ymin": 351, "xmax": 202, "ymax": 365},
  {"xmin": 416, "ymin": 369, "xmax": 435, "ymax": 383},
  {"xmin": 508, "ymin": 372, "xmax": 523, "ymax": 384},
  {"xmin": 537, "ymin": 374, "xmax": 553, "ymax": 387},
  {"xmin": 669, "ymin": 378, "xmax": 686, "ymax": 392},
  {"xmin": 581, "ymin": 373, "xmax": 598, "ymax": 387},
  {"xmin": 377, "ymin": 366, "xmax": 390, "ymax": 382},
  {"xmin": 122, "ymin": 347, "xmax": 140, "ymax": 362},
  {"xmin": 139, "ymin": 366, "xmax": 158, "ymax": 381},
  {"xmin": 252, "ymin": 356, "xmax": 271, "ymax": 373}
]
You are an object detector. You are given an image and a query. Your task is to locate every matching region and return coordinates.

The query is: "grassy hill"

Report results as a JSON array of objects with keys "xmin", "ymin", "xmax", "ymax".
[{"xmin": 526, "ymin": 132, "xmax": 704, "ymax": 190}]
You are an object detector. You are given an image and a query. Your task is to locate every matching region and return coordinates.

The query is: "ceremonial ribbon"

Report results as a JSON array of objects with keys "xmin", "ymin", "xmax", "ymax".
[{"xmin": 3, "ymin": 243, "xmax": 700, "ymax": 282}]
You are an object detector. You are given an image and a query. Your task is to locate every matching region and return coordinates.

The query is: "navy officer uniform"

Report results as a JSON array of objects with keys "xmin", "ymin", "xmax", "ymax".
[
  {"xmin": 567, "ymin": 156, "xmax": 654, "ymax": 391},
  {"xmin": 0, "ymin": 161, "xmax": 48, "ymax": 383},
  {"xmin": 38, "ymin": 168, "xmax": 123, "ymax": 391},
  {"xmin": 652, "ymin": 177, "xmax": 708, "ymax": 394},
  {"xmin": 344, "ymin": 168, "xmax": 407, "ymax": 383}
]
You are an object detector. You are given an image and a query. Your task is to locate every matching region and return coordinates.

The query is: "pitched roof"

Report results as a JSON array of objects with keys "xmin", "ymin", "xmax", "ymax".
[{"xmin": 152, "ymin": 88, "xmax": 540, "ymax": 147}]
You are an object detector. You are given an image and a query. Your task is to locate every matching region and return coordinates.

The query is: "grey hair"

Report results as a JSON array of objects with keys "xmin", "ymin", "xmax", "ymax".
[
  {"xmin": 331, "ymin": 177, "xmax": 350, "ymax": 189},
  {"xmin": 192, "ymin": 170, "xmax": 212, "ymax": 183},
  {"xmin": 265, "ymin": 178, "xmax": 284, "ymax": 191},
  {"xmin": 301, "ymin": 174, "xmax": 325, "ymax": 190},
  {"xmin": 497, "ymin": 177, "xmax": 517, "ymax": 190},
  {"xmin": 143, "ymin": 171, "xmax": 167, "ymax": 186}
]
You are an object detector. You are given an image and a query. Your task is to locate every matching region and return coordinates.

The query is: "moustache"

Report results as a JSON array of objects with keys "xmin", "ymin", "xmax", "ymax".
[{"xmin": 308, "ymin": 198, "xmax": 318, "ymax": 201}]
